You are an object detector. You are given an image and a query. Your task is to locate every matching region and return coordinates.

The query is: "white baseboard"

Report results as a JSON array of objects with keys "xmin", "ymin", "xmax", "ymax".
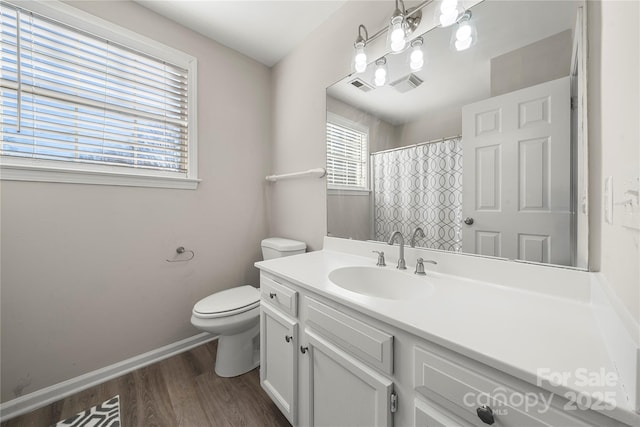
[{"xmin": 0, "ymin": 332, "xmax": 217, "ymax": 422}]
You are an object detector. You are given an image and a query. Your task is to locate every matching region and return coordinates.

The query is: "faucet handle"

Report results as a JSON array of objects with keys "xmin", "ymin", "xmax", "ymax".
[
  {"xmin": 372, "ymin": 251, "xmax": 386, "ymax": 267},
  {"xmin": 414, "ymin": 257, "xmax": 437, "ymax": 275}
]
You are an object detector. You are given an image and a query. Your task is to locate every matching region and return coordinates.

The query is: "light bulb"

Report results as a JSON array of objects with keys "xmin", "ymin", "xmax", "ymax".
[
  {"xmin": 455, "ymin": 37, "xmax": 472, "ymax": 51},
  {"xmin": 456, "ymin": 23, "xmax": 472, "ymax": 41},
  {"xmin": 409, "ymin": 41, "xmax": 424, "ymax": 71},
  {"xmin": 391, "ymin": 23, "xmax": 405, "ymax": 42},
  {"xmin": 391, "ymin": 39, "xmax": 406, "ymax": 53},
  {"xmin": 410, "ymin": 49, "xmax": 423, "ymax": 64},
  {"xmin": 439, "ymin": 10, "xmax": 458, "ymax": 27},
  {"xmin": 437, "ymin": 0, "xmax": 462, "ymax": 28},
  {"xmin": 354, "ymin": 45, "xmax": 367, "ymax": 73},
  {"xmin": 440, "ymin": 0, "xmax": 458, "ymax": 13},
  {"xmin": 410, "ymin": 59, "xmax": 423, "ymax": 71},
  {"xmin": 374, "ymin": 58, "xmax": 387, "ymax": 86}
]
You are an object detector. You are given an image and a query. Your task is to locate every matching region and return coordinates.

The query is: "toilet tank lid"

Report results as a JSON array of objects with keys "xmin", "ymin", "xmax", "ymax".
[
  {"xmin": 261, "ymin": 238, "xmax": 306, "ymax": 252},
  {"xmin": 194, "ymin": 285, "xmax": 259, "ymax": 315}
]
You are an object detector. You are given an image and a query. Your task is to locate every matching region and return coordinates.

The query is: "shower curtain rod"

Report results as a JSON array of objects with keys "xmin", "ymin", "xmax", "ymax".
[{"xmin": 371, "ymin": 134, "xmax": 462, "ymax": 156}]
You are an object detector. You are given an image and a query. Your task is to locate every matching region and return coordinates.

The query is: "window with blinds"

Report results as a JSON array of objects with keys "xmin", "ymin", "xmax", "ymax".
[
  {"xmin": 326, "ymin": 115, "xmax": 368, "ymax": 190},
  {"xmin": 0, "ymin": 1, "xmax": 197, "ymax": 187}
]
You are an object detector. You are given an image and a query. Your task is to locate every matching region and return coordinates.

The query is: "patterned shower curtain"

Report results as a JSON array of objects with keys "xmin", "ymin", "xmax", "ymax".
[{"xmin": 372, "ymin": 137, "xmax": 463, "ymax": 251}]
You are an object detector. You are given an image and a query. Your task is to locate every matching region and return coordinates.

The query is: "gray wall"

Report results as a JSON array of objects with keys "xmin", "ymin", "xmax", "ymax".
[
  {"xmin": 0, "ymin": 1, "xmax": 272, "ymax": 402},
  {"xmin": 491, "ymin": 30, "xmax": 573, "ymax": 97}
]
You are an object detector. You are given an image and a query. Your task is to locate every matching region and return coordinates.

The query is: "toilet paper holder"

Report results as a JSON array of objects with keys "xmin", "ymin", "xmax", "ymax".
[{"xmin": 166, "ymin": 246, "xmax": 195, "ymax": 262}]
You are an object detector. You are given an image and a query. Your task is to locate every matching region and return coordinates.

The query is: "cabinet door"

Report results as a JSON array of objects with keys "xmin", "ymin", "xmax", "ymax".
[
  {"xmin": 260, "ymin": 304, "xmax": 298, "ymax": 425},
  {"xmin": 303, "ymin": 329, "xmax": 393, "ymax": 427}
]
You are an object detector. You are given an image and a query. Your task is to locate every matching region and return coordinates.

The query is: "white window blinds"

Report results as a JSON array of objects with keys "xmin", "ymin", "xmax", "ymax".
[
  {"xmin": 326, "ymin": 118, "xmax": 368, "ymax": 190},
  {"xmin": 0, "ymin": 2, "xmax": 190, "ymax": 175}
]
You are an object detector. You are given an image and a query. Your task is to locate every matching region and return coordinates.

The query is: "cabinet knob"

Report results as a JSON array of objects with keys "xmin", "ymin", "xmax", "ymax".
[
  {"xmin": 269, "ymin": 292, "xmax": 276, "ymax": 299},
  {"xmin": 285, "ymin": 335, "xmax": 292, "ymax": 343},
  {"xmin": 300, "ymin": 345, "xmax": 309, "ymax": 354},
  {"xmin": 476, "ymin": 405, "xmax": 495, "ymax": 425}
]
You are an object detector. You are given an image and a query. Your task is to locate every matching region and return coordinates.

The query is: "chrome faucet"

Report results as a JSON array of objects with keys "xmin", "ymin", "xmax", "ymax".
[
  {"xmin": 387, "ymin": 231, "xmax": 406, "ymax": 270},
  {"xmin": 410, "ymin": 226, "xmax": 425, "ymax": 248}
]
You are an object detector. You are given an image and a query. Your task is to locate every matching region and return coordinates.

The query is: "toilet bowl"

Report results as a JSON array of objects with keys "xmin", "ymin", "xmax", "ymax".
[{"xmin": 191, "ymin": 237, "xmax": 306, "ymax": 377}]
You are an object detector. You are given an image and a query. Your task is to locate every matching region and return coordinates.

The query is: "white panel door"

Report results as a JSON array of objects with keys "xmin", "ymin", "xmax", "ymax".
[
  {"xmin": 462, "ymin": 77, "xmax": 571, "ymax": 265},
  {"xmin": 304, "ymin": 329, "xmax": 393, "ymax": 427},
  {"xmin": 260, "ymin": 304, "xmax": 298, "ymax": 425}
]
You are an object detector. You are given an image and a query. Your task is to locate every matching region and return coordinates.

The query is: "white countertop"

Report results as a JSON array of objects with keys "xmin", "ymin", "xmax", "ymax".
[{"xmin": 255, "ymin": 246, "xmax": 639, "ymax": 426}]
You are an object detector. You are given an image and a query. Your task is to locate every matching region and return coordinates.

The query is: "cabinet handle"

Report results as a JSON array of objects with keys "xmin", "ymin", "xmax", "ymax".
[
  {"xmin": 269, "ymin": 292, "xmax": 276, "ymax": 299},
  {"xmin": 476, "ymin": 405, "xmax": 495, "ymax": 425},
  {"xmin": 300, "ymin": 345, "xmax": 309, "ymax": 354},
  {"xmin": 285, "ymin": 335, "xmax": 292, "ymax": 343}
]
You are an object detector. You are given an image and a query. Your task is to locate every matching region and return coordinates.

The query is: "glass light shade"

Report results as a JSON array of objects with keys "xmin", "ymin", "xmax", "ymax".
[
  {"xmin": 354, "ymin": 44, "xmax": 367, "ymax": 73},
  {"xmin": 388, "ymin": 13, "xmax": 407, "ymax": 53},
  {"xmin": 409, "ymin": 38, "xmax": 424, "ymax": 71},
  {"xmin": 451, "ymin": 12, "xmax": 477, "ymax": 51},
  {"xmin": 374, "ymin": 58, "xmax": 388, "ymax": 86},
  {"xmin": 436, "ymin": 0, "xmax": 464, "ymax": 28}
]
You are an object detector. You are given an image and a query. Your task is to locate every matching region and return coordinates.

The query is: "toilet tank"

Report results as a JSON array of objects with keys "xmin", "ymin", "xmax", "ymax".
[{"xmin": 261, "ymin": 238, "xmax": 306, "ymax": 260}]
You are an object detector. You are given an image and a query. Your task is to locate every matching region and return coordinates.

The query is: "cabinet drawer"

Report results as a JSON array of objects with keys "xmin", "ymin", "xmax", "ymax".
[
  {"xmin": 261, "ymin": 275, "xmax": 298, "ymax": 317},
  {"xmin": 414, "ymin": 346, "xmax": 592, "ymax": 427},
  {"xmin": 304, "ymin": 298, "xmax": 393, "ymax": 375}
]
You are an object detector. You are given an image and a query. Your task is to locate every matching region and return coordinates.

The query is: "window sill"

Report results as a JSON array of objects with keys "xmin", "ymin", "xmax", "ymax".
[
  {"xmin": 0, "ymin": 162, "xmax": 200, "ymax": 190},
  {"xmin": 327, "ymin": 188, "xmax": 371, "ymax": 196}
]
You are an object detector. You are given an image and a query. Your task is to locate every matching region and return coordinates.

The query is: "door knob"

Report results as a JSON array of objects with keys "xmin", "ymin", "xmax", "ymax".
[
  {"xmin": 463, "ymin": 217, "xmax": 474, "ymax": 225},
  {"xmin": 476, "ymin": 405, "xmax": 495, "ymax": 425}
]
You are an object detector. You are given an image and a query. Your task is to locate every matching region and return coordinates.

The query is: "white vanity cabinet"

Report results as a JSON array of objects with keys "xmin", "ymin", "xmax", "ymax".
[{"xmin": 259, "ymin": 271, "xmax": 629, "ymax": 427}]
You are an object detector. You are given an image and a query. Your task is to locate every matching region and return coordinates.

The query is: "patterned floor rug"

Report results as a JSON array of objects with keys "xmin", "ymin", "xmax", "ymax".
[{"xmin": 51, "ymin": 395, "xmax": 120, "ymax": 427}]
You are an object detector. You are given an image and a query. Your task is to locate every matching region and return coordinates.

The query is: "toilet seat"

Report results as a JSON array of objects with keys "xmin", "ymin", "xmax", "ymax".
[{"xmin": 193, "ymin": 285, "xmax": 260, "ymax": 319}]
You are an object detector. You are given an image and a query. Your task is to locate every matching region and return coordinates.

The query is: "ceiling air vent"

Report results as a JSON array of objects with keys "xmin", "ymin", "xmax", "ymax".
[
  {"xmin": 349, "ymin": 77, "xmax": 375, "ymax": 92},
  {"xmin": 390, "ymin": 73, "xmax": 424, "ymax": 93}
]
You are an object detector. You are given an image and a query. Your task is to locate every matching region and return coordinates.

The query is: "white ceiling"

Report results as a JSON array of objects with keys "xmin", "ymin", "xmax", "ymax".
[{"xmin": 134, "ymin": 0, "xmax": 347, "ymax": 67}]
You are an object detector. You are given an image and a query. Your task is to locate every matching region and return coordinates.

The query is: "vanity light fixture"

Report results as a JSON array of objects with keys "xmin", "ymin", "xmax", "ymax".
[
  {"xmin": 353, "ymin": 24, "xmax": 369, "ymax": 73},
  {"xmin": 374, "ymin": 57, "xmax": 388, "ymax": 86},
  {"xmin": 349, "ymin": 1, "xmax": 476, "ymax": 82},
  {"xmin": 409, "ymin": 37, "xmax": 424, "ymax": 71},
  {"xmin": 436, "ymin": 0, "xmax": 465, "ymax": 28},
  {"xmin": 452, "ymin": 10, "xmax": 477, "ymax": 51}
]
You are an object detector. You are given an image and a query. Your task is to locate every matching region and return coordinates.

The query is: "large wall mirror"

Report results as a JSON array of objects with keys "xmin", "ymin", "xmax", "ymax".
[{"xmin": 326, "ymin": 0, "xmax": 588, "ymax": 269}]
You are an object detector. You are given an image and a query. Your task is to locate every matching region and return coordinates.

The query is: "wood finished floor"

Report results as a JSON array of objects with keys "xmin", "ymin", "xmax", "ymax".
[{"xmin": 1, "ymin": 340, "xmax": 291, "ymax": 427}]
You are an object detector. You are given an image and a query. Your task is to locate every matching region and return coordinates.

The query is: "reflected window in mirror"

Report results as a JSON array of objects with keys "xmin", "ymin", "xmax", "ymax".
[{"xmin": 326, "ymin": 113, "xmax": 369, "ymax": 192}]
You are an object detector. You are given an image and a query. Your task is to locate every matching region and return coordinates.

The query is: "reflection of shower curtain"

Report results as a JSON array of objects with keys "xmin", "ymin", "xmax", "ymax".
[{"xmin": 372, "ymin": 137, "xmax": 463, "ymax": 251}]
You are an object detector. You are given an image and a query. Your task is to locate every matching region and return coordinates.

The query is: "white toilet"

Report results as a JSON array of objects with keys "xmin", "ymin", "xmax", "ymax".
[{"xmin": 191, "ymin": 237, "xmax": 306, "ymax": 377}]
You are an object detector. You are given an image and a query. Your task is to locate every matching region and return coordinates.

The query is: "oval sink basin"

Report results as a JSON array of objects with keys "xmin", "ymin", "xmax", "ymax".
[{"xmin": 328, "ymin": 266, "xmax": 433, "ymax": 300}]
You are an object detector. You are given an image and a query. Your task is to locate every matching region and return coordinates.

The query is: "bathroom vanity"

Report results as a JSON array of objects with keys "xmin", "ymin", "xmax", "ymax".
[{"xmin": 255, "ymin": 237, "xmax": 638, "ymax": 427}]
